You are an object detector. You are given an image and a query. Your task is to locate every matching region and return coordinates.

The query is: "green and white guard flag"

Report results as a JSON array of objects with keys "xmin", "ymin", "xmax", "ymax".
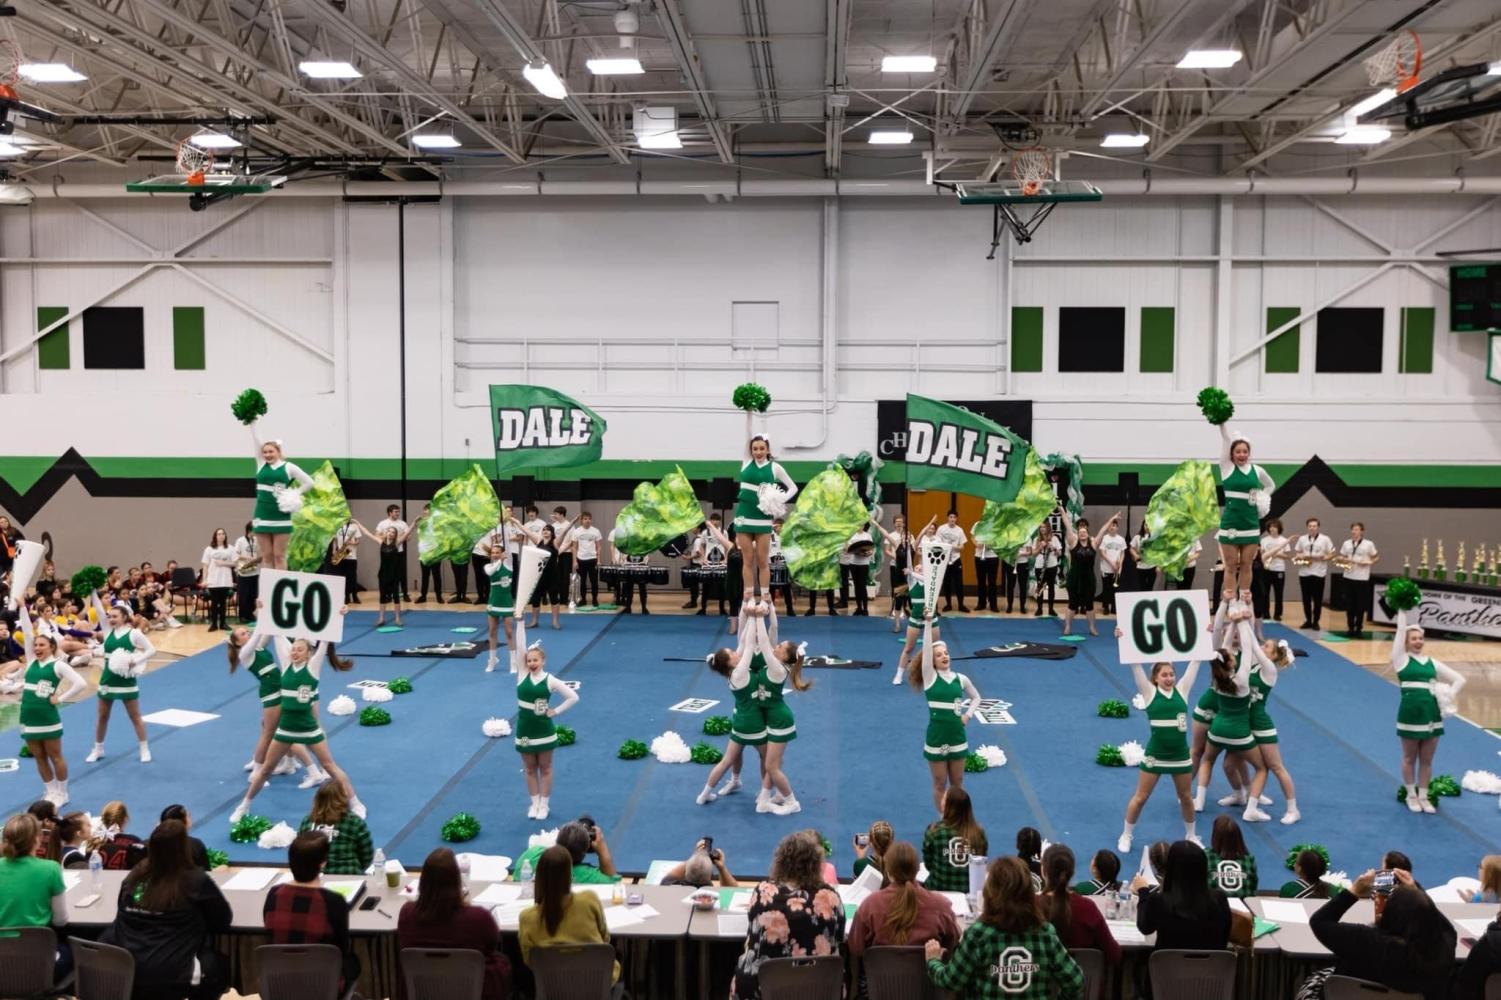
[
  {"xmin": 490, "ymin": 385, "xmax": 607, "ymax": 477},
  {"xmin": 904, "ymin": 393, "xmax": 1028, "ymax": 503}
]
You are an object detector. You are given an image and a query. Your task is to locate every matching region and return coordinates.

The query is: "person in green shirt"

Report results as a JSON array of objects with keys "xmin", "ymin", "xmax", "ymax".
[
  {"xmin": 925, "ymin": 856, "xmax": 1083, "ymax": 999},
  {"xmin": 513, "ymin": 820, "xmax": 620, "ymax": 884},
  {"xmin": 299, "ymin": 782, "xmax": 375, "ymax": 876},
  {"xmin": 922, "ymin": 786, "xmax": 988, "ymax": 893},
  {"xmin": 1279, "ymin": 849, "xmax": 1334, "ymax": 899},
  {"xmin": 1205, "ymin": 815, "xmax": 1258, "ymax": 898},
  {"xmin": 0, "ymin": 813, "xmax": 69, "ymax": 981}
]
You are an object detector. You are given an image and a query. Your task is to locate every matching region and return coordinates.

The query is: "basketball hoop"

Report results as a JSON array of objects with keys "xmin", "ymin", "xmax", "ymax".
[
  {"xmin": 1011, "ymin": 147, "xmax": 1053, "ymax": 197},
  {"xmin": 0, "ymin": 39, "xmax": 22, "ymax": 102},
  {"xmin": 175, "ymin": 139, "xmax": 213, "ymax": 186},
  {"xmin": 1364, "ymin": 29, "xmax": 1422, "ymax": 93}
]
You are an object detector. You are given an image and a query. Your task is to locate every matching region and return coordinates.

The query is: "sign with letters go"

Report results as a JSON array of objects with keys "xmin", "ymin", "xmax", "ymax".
[
  {"xmin": 1114, "ymin": 590, "xmax": 1214, "ymax": 664},
  {"xmin": 260, "ymin": 569, "xmax": 346, "ymax": 643}
]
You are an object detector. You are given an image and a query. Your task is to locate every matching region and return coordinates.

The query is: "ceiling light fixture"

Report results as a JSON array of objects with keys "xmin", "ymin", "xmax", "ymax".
[
  {"xmin": 1176, "ymin": 49, "xmax": 1242, "ymax": 69},
  {"xmin": 189, "ymin": 132, "xmax": 241, "ymax": 149},
  {"xmin": 18, "ymin": 63, "xmax": 86, "ymax": 83},
  {"xmin": 637, "ymin": 131, "xmax": 683, "ymax": 149},
  {"xmin": 882, "ymin": 55, "xmax": 937, "ymax": 73},
  {"xmin": 1335, "ymin": 126, "xmax": 1392, "ymax": 145},
  {"xmin": 0, "ymin": 141, "xmax": 27, "ymax": 156},
  {"xmin": 868, "ymin": 129, "xmax": 914, "ymax": 145},
  {"xmin": 586, "ymin": 57, "xmax": 643, "ymax": 75},
  {"xmin": 298, "ymin": 61, "xmax": 362, "ymax": 79},
  {"xmin": 412, "ymin": 134, "xmax": 461, "ymax": 149},
  {"xmin": 1349, "ymin": 88, "xmax": 1397, "ymax": 119},
  {"xmin": 1100, "ymin": 132, "xmax": 1150, "ymax": 148},
  {"xmin": 523, "ymin": 59, "xmax": 567, "ymax": 99}
]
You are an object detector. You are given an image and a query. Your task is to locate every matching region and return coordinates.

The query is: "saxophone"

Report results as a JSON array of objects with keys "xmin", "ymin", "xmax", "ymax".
[{"xmin": 330, "ymin": 522, "xmax": 358, "ymax": 565}]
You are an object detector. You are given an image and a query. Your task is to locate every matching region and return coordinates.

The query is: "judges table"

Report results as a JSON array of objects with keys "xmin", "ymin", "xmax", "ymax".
[{"xmin": 61, "ymin": 869, "xmax": 693, "ymax": 1000}]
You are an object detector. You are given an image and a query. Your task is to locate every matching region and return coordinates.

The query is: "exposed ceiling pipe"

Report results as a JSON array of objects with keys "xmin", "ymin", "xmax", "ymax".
[{"xmin": 17, "ymin": 176, "xmax": 1501, "ymax": 199}]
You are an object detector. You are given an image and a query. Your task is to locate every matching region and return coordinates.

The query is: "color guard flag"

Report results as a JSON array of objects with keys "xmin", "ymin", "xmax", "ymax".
[
  {"xmin": 490, "ymin": 385, "xmax": 607, "ymax": 477},
  {"xmin": 903, "ymin": 394, "xmax": 1028, "ymax": 503}
]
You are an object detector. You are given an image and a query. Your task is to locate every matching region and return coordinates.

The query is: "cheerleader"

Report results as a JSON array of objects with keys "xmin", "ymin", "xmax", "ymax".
[
  {"xmin": 1191, "ymin": 610, "xmax": 1272, "ymax": 821},
  {"xmin": 908, "ymin": 634, "xmax": 981, "ymax": 813},
  {"xmin": 698, "ymin": 601, "xmax": 774, "ymax": 806},
  {"xmin": 249, "ymin": 425, "xmax": 314, "ymax": 571},
  {"xmin": 84, "ymin": 597, "xmax": 156, "ymax": 764},
  {"xmin": 745, "ymin": 604, "xmax": 810, "ymax": 815},
  {"xmin": 515, "ymin": 642, "xmax": 579, "ymax": 820},
  {"xmin": 229, "ymin": 609, "xmax": 363, "ymax": 824},
  {"xmin": 876, "ymin": 515, "xmax": 915, "ymax": 632},
  {"xmin": 482, "ymin": 543, "xmax": 517, "ymax": 674},
  {"xmin": 1191, "ymin": 600, "xmax": 1266, "ymax": 813},
  {"xmin": 1391, "ymin": 608, "xmax": 1466, "ymax": 813},
  {"xmin": 1064, "ymin": 511, "xmax": 1116, "ymax": 637},
  {"xmin": 893, "ymin": 520, "xmax": 939, "ymax": 685},
  {"xmin": 1236, "ymin": 627, "xmax": 1298, "ymax": 824},
  {"xmin": 16, "ymin": 603, "xmax": 87, "ymax": 806},
  {"xmin": 226, "ymin": 622, "xmax": 325, "ymax": 786},
  {"xmin": 1116, "ymin": 632, "xmax": 1200, "ymax": 853},
  {"xmin": 1215, "ymin": 423, "xmax": 1274, "ymax": 599},
  {"xmin": 731, "ymin": 435, "xmax": 799, "ymax": 599}
]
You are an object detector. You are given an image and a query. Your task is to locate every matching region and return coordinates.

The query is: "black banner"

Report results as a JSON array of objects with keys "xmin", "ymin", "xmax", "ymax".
[{"xmin": 876, "ymin": 399, "xmax": 1033, "ymax": 463}]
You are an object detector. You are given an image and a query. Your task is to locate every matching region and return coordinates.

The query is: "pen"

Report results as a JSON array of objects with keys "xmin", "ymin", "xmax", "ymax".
[{"xmin": 377, "ymin": 908, "xmax": 393, "ymax": 919}]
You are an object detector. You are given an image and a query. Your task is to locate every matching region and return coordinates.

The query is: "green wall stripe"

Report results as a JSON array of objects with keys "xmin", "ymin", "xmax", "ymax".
[
  {"xmin": 1011, "ymin": 306, "xmax": 1043, "ymax": 373},
  {"xmin": 1399, "ymin": 307, "xmax": 1434, "ymax": 375},
  {"xmin": 1139, "ymin": 307, "xmax": 1175, "ymax": 373},
  {"xmin": 1265, "ymin": 306, "xmax": 1301, "ymax": 374},
  {"xmin": 0, "ymin": 457, "xmax": 64, "ymax": 494},
  {"xmin": 173, "ymin": 307, "xmax": 206, "ymax": 370},
  {"xmin": 37, "ymin": 307, "xmax": 69, "ymax": 370}
]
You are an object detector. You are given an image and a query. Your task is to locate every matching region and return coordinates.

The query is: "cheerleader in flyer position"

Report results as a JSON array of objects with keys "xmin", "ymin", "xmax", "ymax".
[
  {"xmin": 732, "ymin": 435, "xmax": 798, "ymax": 599},
  {"xmin": 249, "ymin": 425, "xmax": 313, "ymax": 571}
]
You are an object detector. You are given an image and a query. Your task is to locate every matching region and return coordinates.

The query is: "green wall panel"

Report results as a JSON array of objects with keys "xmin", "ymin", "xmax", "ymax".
[
  {"xmin": 1011, "ymin": 306, "xmax": 1043, "ymax": 373},
  {"xmin": 1139, "ymin": 307, "xmax": 1175, "ymax": 372},
  {"xmin": 1265, "ymin": 306, "xmax": 1301, "ymax": 374},
  {"xmin": 37, "ymin": 306, "xmax": 69, "ymax": 370}
]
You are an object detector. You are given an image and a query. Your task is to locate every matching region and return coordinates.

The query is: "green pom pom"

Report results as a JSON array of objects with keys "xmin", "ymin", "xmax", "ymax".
[
  {"xmin": 1386, "ymin": 577, "xmax": 1422, "ymax": 612},
  {"xmin": 555, "ymin": 725, "xmax": 576, "ymax": 747},
  {"xmin": 1196, "ymin": 387, "xmax": 1234, "ymax": 426},
  {"xmin": 617, "ymin": 739, "xmax": 649, "ymax": 760},
  {"xmin": 1097, "ymin": 699, "xmax": 1130, "ymax": 719},
  {"xmin": 70, "ymin": 565, "xmax": 107, "ymax": 599},
  {"xmin": 359, "ymin": 706, "xmax": 391, "ymax": 726},
  {"xmin": 388, "ymin": 677, "xmax": 414, "ymax": 694},
  {"xmin": 231, "ymin": 388, "xmax": 268, "ymax": 425},
  {"xmin": 230, "ymin": 814, "xmax": 273, "ymax": 843},
  {"xmin": 1285, "ymin": 843, "xmax": 1331, "ymax": 872},
  {"xmin": 690, "ymin": 740, "xmax": 723, "ymax": 764},
  {"xmin": 732, "ymin": 383, "xmax": 772, "ymax": 413},
  {"xmin": 19, "ymin": 743, "xmax": 33, "ymax": 758},
  {"xmin": 818, "ymin": 833, "xmax": 834, "ymax": 858},
  {"xmin": 205, "ymin": 849, "xmax": 229, "ymax": 870},
  {"xmin": 1401, "ymin": 775, "xmax": 1460, "ymax": 801},
  {"xmin": 1095, "ymin": 744, "xmax": 1126, "ymax": 767},
  {"xmin": 440, "ymin": 812, "xmax": 481, "ymax": 843},
  {"xmin": 965, "ymin": 751, "xmax": 989, "ymax": 773},
  {"xmin": 702, "ymin": 716, "xmax": 732, "ymax": 736}
]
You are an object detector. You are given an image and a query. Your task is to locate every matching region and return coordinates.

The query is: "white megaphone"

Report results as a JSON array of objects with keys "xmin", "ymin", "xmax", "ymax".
[
  {"xmin": 10, "ymin": 540, "xmax": 45, "ymax": 596},
  {"xmin": 514, "ymin": 544, "xmax": 551, "ymax": 613}
]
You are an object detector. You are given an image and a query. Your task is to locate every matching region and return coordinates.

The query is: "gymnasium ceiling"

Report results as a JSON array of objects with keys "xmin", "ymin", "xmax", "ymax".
[{"xmin": 2, "ymin": 0, "xmax": 1500, "ymax": 182}]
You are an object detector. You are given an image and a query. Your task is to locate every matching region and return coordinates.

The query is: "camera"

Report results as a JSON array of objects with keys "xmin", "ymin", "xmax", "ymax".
[
  {"xmin": 578, "ymin": 814, "xmax": 598, "ymax": 844},
  {"xmin": 1373, "ymin": 869, "xmax": 1396, "ymax": 895},
  {"xmin": 855, "ymin": 834, "xmax": 869, "ymax": 848}
]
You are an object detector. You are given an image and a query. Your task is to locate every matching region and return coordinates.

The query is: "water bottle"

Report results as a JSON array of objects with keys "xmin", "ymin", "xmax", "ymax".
[
  {"xmin": 88, "ymin": 850, "xmax": 103, "ymax": 892},
  {"xmin": 371, "ymin": 848, "xmax": 386, "ymax": 889},
  {"xmin": 1115, "ymin": 884, "xmax": 1132, "ymax": 922},
  {"xmin": 519, "ymin": 856, "xmax": 534, "ymax": 883},
  {"xmin": 457, "ymin": 854, "xmax": 471, "ymax": 894}
]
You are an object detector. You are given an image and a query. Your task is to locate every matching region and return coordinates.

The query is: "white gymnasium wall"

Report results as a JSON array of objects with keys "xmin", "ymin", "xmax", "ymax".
[{"xmin": 0, "ymin": 192, "xmax": 1499, "ymax": 468}]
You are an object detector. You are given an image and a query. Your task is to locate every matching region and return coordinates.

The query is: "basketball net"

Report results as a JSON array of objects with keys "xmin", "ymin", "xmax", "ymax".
[
  {"xmin": 176, "ymin": 139, "xmax": 213, "ymax": 186},
  {"xmin": 1364, "ymin": 30, "xmax": 1422, "ymax": 93},
  {"xmin": 0, "ymin": 38, "xmax": 22, "ymax": 102},
  {"xmin": 1011, "ymin": 147, "xmax": 1053, "ymax": 197}
]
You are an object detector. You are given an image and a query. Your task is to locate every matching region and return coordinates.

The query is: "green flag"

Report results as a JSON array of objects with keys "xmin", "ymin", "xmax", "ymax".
[
  {"xmin": 612, "ymin": 468, "xmax": 703, "ymax": 557},
  {"xmin": 285, "ymin": 461, "xmax": 352, "ymax": 573},
  {"xmin": 1139, "ymin": 460, "xmax": 1221, "ymax": 582},
  {"xmin": 904, "ymin": 394, "xmax": 1028, "ymax": 503},
  {"xmin": 780, "ymin": 468, "xmax": 871, "ymax": 591},
  {"xmin": 419, "ymin": 464, "xmax": 501, "ymax": 565},
  {"xmin": 490, "ymin": 385, "xmax": 607, "ymax": 478},
  {"xmin": 971, "ymin": 449, "xmax": 1057, "ymax": 559}
]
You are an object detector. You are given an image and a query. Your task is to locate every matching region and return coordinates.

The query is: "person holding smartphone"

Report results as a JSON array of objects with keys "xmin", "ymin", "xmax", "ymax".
[
  {"xmin": 659, "ymin": 838, "xmax": 739, "ymax": 888},
  {"xmin": 1306, "ymin": 867, "xmax": 1454, "ymax": 999},
  {"xmin": 852, "ymin": 820, "xmax": 893, "ymax": 879}
]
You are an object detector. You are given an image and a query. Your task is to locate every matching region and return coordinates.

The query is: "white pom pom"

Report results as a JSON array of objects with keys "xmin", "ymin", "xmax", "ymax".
[
  {"xmin": 1434, "ymin": 682, "xmax": 1459, "ymax": 717},
  {"xmin": 362, "ymin": 685, "xmax": 393, "ymax": 703},
  {"xmin": 1462, "ymin": 769, "xmax": 1501, "ymax": 795},
  {"xmin": 1323, "ymin": 871, "xmax": 1352, "ymax": 890},
  {"xmin": 482, "ymin": 717, "xmax": 511, "ymax": 738},
  {"xmin": 976, "ymin": 745, "xmax": 1007, "ymax": 768},
  {"xmin": 107, "ymin": 648, "xmax": 133, "ymax": 676},
  {"xmin": 1118, "ymin": 740, "xmax": 1145, "ymax": 767},
  {"xmin": 257, "ymin": 821, "xmax": 296, "ymax": 850},
  {"xmin": 650, "ymin": 731, "xmax": 692, "ymax": 764},
  {"xmin": 528, "ymin": 827, "xmax": 559, "ymax": 850},
  {"xmin": 0, "ymin": 675, "xmax": 22, "ymax": 694},
  {"xmin": 1249, "ymin": 489, "xmax": 1270, "ymax": 518},
  {"xmin": 756, "ymin": 483, "xmax": 789, "ymax": 519},
  {"xmin": 273, "ymin": 485, "xmax": 304, "ymax": 514},
  {"xmin": 1130, "ymin": 693, "xmax": 1147, "ymax": 711},
  {"xmin": 327, "ymin": 695, "xmax": 356, "ymax": 716}
]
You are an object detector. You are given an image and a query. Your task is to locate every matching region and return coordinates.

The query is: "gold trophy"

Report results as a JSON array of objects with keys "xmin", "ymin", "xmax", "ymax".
[
  {"xmin": 1435, "ymin": 539, "xmax": 1447, "ymax": 582},
  {"xmin": 1418, "ymin": 539, "xmax": 1430, "ymax": 580},
  {"xmin": 1457, "ymin": 541, "xmax": 1468, "ymax": 583},
  {"xmin": 1489, "ymin": 545, "xmax": 1499, "ymax": 587},
  {"xmin": 1402, "ymin": 553, "xmax": 1412, "ymax": 576}
]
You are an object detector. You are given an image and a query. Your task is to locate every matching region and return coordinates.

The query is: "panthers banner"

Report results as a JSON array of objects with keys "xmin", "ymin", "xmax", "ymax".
[{"xmin": 490, "ymin": 385, "xmax": 607, "ymax": 477}]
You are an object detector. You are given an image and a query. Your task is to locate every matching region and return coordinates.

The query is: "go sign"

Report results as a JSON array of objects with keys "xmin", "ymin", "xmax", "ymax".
[
  {"xmin": 1114, "ymin": 590, "xmax": 1213, "ymax": 664},
  {"xmin": 260, "ymin": 570, "xmax": 346, "ymax": 643}
]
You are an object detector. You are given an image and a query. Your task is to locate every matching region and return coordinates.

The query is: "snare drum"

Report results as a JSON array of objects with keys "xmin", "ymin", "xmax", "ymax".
[{"xmin": 682, "ymin": 566, "xmax": 727, "ymax": 587}]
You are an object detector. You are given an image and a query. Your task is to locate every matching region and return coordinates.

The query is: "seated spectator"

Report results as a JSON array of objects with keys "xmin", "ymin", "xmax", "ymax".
[
  {"xmin": 1469, "ymin": 855, "xmax": 1501, "ymax": 904},
  {"xmin": 852, "ymin": 819, "xmax": 893, "ymax": 879},
  {"xmin": 1280, "ymin": 849, "xmax": 1333, "ymax": 899},
  {"xmin": 159, "ymin": 805, "xmax": 210, "ymax": 870},
  {"xmin": 925, "ymin": 856, "xmax": 1083, "ymax": 998},
  {"xmin": 1146, "ymin": 841, "xmax": 1170, "ymax": 888},
  {"xmin": 1382, "ymin": 850, "xmax": 1412, "ymax": 873},
  {"xmin": 1133, "ymin": 840, "xmax": 1230, "ymax": 951},
  {"xmin": 0, "ymin": 813, "xmax": 70, "ymax": 982},
  {"xmin": 262, "ymin": 832, "xmax": 360, "ymax": 988},
  {"xmin": 1205, "ymin": 815, "xmax": 1257, "ymax": 898},
  {"xmin": 1073, "ymin": 848, "xmax": 1122, "ymax": 896},
  {"xmin": 1456, "ymin": 906, "xmax": 1501, "ymax": 999},
  {"xmin": 518, "ymin": 846, "xmax": 619, "ymax": 985},
  {"xmin": 512, "ymin": 818, "xmax": 620, "ymax": 884},
  {"xmin": 847, "ymin": 841, "xmax": 959, "ymax": 956},
  {"xmin": 659, "ymin": 838, "xmax": 739, "ymax": 888},
  {"xmin": 398, "ymin": 848, "xmax": 511, "ymax": 1000},
  {"xmin": 57, "ymin": 812, "xmax": 93, "ymax": 869},
  {"xmin": 299, "ymin": 783, "xmax": 374, "ymax": 876},
  {"xmin": 100, "ymin": 819, "xmax": 232, "ymax": 1000},
  {"xmin": 91, "ymin": 801, "xmax": 146, "ymax": 870},
  {"xmin": 1305, "ymin": 869, "xmax": 1455, "ymax": 1000},
  {"xmin": 26, "ymin": 800, "xmax": 59, "ymax": 861},
  {"xmin": 732, "ymin": 830, "xmax": 844, "ymax": 1000},
  {"xmin": 1041, "ymin": 844, "xmax": 1121, "ymax": 965},
  {"xmin": 1016, "ymin": 825, "xmax": 1044, "ymax": 884},
  {"xmin": 923, "ymin": 787, "xmax": 988, "ymax": 893}
]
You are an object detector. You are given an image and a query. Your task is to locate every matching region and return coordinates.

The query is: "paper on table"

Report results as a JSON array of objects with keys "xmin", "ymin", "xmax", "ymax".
[
  {"xmin": 579, "ymin": 884, "xmax": 619, "ymax": 901},
  {"xmin": 222, "ymin": 868, "xmax": 285, "ymax": 892},
  {"xmin": 838, "ymin": 863, "xmax": 884, "ymax": 908},
  {"xmin": 604, "ymin": 906, "xmax": 644, "ymax": 931},
  {"xmin": 1260, "ymin": 900, "xmax": 1312, "ymax": 924},
  {"xmin": 725, "ymin": 890, "xmax": 753, "ymax": 913},
  {"xmin": 63, "ymin": 872, "xmax": 81, "ymax": 891},
  {"xmin": 473, "ymin": 883, "xmax": 523, "ymax": 907},
  {"xmin": 939, "ymin": 892, "xmax": 971, "ymax": 918},
  {"xmin": 458, "ymin": 853, "xmax": 513, "ymax": 883},
  {"xmin": 491, "ymin": 901, "xmax": 530, "ymax": 929},
  {"xmin": 1229, "ymin": 898, "xmax": 1251, "ymax": 914},
  {"xmin": 1107, "ymin": 921, "xmax": 1148, "ymax": 945},
  {"xmin": 1426, "ymin": 885, "xmax": 1468, "ymax": 904},
  {"xmin": 1459, "ymin": 918, "xmax": 1494, "ymax": 939},
  {"xmin": 917, "ymin": 863, "xmax": 930, "ymax": 884},
  {"xmin": 717, "ymin": 913, "xmax": 749, "ymax": 937}
]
